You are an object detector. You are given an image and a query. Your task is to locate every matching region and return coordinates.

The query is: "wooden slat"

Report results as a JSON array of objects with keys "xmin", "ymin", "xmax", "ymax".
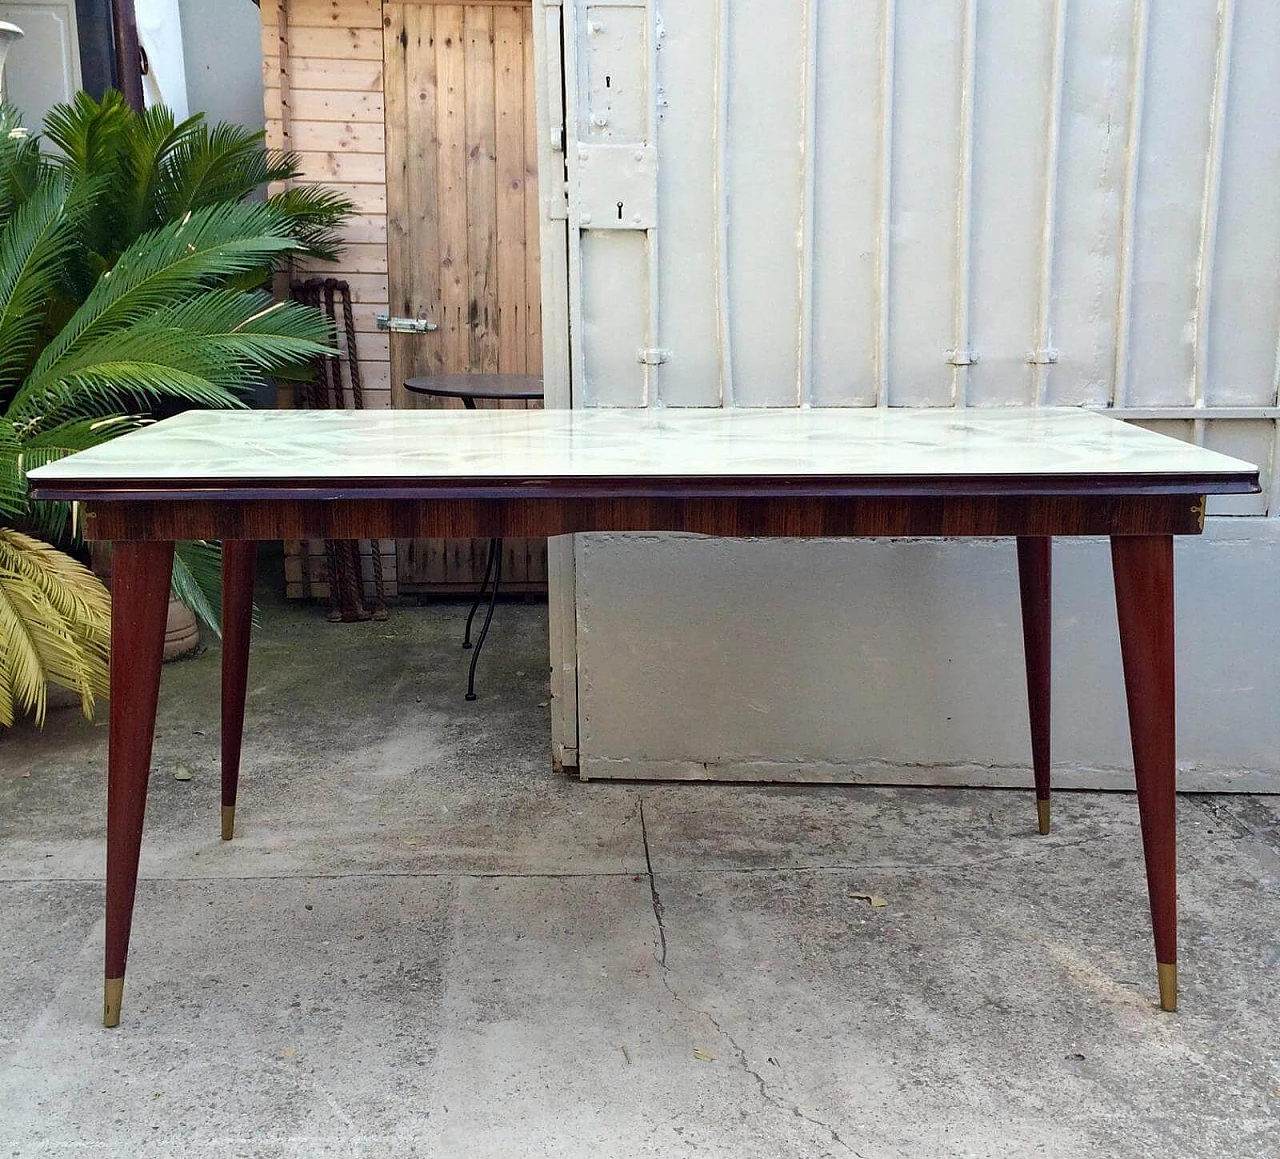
[
  {"xmin": 465, "ymin": 6, "xmax": 498, "ymax": 375},
  {"xmin": 337, "ymin": 214, "xmax": 388, "ymax": 246},
  {"xmin": 494, "ymin": 4, "xmax": 526, "ymax": 375},
  {"xmin": 350, "ymin": 302, "xmax": 391, "ymax": 333},
  {"xmin": 386, "ymin": 1, "xmax": 444, "ymax": 400},
  {"xmin": 265, "ymin": 88, "xmax": 384, "ymax": 124},
  {"xmin": 293, "ymin": 150, "xmax": 386, "ymax": 184},
  {"xmin": 274, "ymin": 119, "xmax": 386, "ymax": 153},
  {"xmin": 296, "ymin": 242, "xmax": 388, "ymax": 274},
  {"xmin": 316, "ymin": 272, "xmax": 389, "ymax": 303},
  {"xmin": 522, "ymin": 3, "xmax": 542, "ymax": 378},
  {"xmin": 436, "ymin": 6, "xmax": 469, "ymax": 376},
  {"xmin": 287, "ymin": 0, "xmax": 384, "ymax": 29},
  {"xmin": 388, "ymin": 0, "xmax": 532, "ymax": 5},
  {"xmin": 311, "ymin": 182, "xmax": 387, "ymax": 214},
  {"xmin": 355, "ymin": 331, "xmax": 391, "ymax": 364},
  {"xmin": 264, "ymin": 56, "xmax": 383, "ymax": 93},
  {"xmin": 264, "ymin": 23, "xmax": 384, "ymax": 60}
]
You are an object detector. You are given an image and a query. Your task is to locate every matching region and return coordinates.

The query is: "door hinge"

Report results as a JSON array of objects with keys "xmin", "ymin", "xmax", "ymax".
[
  {"xmin": 946, "ymin": 348, "xmax": 979, "ymax": 366},
  {"xmin": 636, "ymin": 348, "xmax": 671, "ymax": 366},
  {"xmin": 1027, "ymin": 347, "xmax": 1061, "ymax": 365},
  {"xmin": 546, "ymin": 188, "xmax": 569, "ymax": 221},
  {"xmin": 376, "ymin": 315, "xmax": 437, "ymax": 334}
]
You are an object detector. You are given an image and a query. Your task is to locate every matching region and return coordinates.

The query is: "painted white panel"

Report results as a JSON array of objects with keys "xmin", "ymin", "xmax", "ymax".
[
  {"xmin": 1204, "ymin": 419, "xmax": 1273, "ymax": 516},
  {"xmin": 583, "ymin": 4, "xmax": 647, "ymax": 141},
  {"xmin": 0, "ymin": 1, "xmax": 79, "ymax": 128},
  {"xmin": 809, "ymin": 0, "xmax": 881, "ymax": 407},
  {"xmin": 966, "ymin": 0, "xmax": 1056, "ymax": 406},
  {"xmin": 725, "ymin": 0, "xmax": 804, "ymax": 406},
  {"xmin": 1045, "ymin": 0, "xmax": 1134, "ymax": 407},
  {"xmin": 654, "ymin": 0, "xmax": 719, "ymax": 406},
  {"xmin": 580, "ymin": 230, "xmax": 648, "ymax": 405},
  {"xmin": 1124, "ymin": 0, "xmax": 1220, "ymax": 407},
  {"xmin": 887, "ymin": 0, "xmax": 964, "ymax": 406},
  {"xmin": 576, "ymin": 527, "xmax": 1280, "ymax": 787},
  {"xmin": 1206, "ymin": 0, "xmax": 1280, "ymax": 406}
]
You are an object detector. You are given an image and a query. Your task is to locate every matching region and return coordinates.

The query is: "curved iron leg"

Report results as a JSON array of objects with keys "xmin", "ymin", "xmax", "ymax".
[
  {"xmin": 464, "ymin": 537, "xmax": 500, "ymax": 649},
  {"xmin": 466, "ymin": 543, "xmax": 504, "ymax": 701}
]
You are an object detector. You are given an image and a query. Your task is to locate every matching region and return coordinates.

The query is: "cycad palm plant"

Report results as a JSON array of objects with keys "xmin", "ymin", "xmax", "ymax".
[{"xmin": 0, "ymin": 94, "xmax": 350, "ymax": 728}]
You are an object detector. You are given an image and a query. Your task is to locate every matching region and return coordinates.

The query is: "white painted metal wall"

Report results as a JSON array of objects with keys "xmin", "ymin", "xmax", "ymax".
[{"xmin": 539, "ymin": 0, "xmax": 1280, "ymax": 785}]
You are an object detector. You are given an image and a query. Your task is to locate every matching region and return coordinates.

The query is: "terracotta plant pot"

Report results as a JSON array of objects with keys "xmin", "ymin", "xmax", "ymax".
[{"xmin": 164, "ymin": 597, "xmax": 201, "ymax": 661}]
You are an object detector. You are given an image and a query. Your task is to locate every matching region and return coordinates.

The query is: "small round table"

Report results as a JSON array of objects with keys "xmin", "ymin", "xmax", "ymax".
[{"xmin": 403, "ymin": 374, "xmax": 545, "ymax": 700}]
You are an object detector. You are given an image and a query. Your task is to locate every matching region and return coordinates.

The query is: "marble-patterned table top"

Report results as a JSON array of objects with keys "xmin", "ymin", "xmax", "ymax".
[{"xmin": 28, "ymin": 406, "xmax": 1259, "ymax": 491}]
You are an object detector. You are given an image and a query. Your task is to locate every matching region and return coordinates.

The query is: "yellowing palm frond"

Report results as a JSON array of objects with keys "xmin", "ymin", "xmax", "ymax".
[{"xmin": 0, "ymin": 528, "xmax": 109, "ymax": 727}]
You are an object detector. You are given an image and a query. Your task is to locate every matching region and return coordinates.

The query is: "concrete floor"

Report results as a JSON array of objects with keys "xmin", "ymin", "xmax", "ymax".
[{"xmin": 1, "ymin": 558, "xmax": 1277, "ymax": 1158}]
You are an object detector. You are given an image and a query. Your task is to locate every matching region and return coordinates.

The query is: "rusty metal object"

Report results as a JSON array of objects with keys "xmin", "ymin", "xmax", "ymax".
[{"xmin": 288, "ymin": 277, "xmax": 388, "ymax": 622}]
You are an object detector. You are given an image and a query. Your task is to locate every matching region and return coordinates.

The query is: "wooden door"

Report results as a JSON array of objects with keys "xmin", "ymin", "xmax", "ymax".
[{"xmin": 384, "ymin": 0, "xmax": 545, "ymax": 592}]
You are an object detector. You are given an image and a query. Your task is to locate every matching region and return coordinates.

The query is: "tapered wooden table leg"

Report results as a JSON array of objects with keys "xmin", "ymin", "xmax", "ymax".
[
  {"xmin": 220, "ymin": 541, "xmax": 257, "ymax": 841},
  {"xmin": 1017, "ymin": 537, "xmax": 1052, "ymax": 834},
  {"xmin": 105, "ymin": 540, "xmax": 174, "ymax": 1027},
  {"xmin": 1111, "ymin": 534, "xmax": 1178, "ymax": 1012}
]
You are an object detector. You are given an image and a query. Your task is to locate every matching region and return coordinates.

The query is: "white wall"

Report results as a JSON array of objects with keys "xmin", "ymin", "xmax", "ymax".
[
  {"xmin": 551, "ymin": 0, "xmax": 1280, "ymax": 788},
  {"xmin": 178, "ymin": 0, "xmax": 263, "ymax": 129}
]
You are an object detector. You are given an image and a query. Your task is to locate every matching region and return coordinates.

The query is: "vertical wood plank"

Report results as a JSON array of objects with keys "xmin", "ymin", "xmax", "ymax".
[
  {"xmin": 385, "ymin": 2, "xmax": 443, "ymax": 404},
  {"xmin": 495, "ymin": 5, "xmax": 527, "ymax": 375},
  {"xmin": 523, "ymin": 3, "xmax": 543, "ymax": 379},
  {"xmin": 465, "ymin": 5, "xmax": 499, "ymax": 374},
  {"xmin": 437, "ymin": 5, "xmax": 470, "ymax": 376}
]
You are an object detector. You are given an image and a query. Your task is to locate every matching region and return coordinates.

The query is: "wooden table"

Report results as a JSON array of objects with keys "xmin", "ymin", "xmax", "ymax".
[{"xmin": 28, "ymin": 407, "xmax": 1259, "ymax": 1027}]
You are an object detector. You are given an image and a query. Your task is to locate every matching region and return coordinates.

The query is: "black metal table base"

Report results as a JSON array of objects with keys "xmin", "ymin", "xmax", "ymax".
[
  {"xmin": 463, "ymin": 537, "xmax": 503, "ymax": 701},
  {"xmin": 401, "ymin": 377, "xmax": 544, "ymax": 700}
]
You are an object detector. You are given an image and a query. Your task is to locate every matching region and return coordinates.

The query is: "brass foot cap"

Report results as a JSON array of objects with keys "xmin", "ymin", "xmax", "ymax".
[
  {"xmin": 1036, "ymin": 798, "xmax": 1051, "ymax": 836},
  {"xmin": 221, "ymin": 805, "xmax": 236, "ymax": 842},
  {"xmin": 103, "ymin": 977, "xmax": 124, "ymax": 1028},
  {"xmin": 1157, "ymin": 962, "xmax": 1178, "ymax": 1012}
]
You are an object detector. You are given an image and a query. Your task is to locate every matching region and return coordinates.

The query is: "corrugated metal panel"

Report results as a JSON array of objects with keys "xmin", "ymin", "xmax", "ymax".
[{"xmin": 561, "ymin": 0, "xmax": 1280, "ymax": 512}]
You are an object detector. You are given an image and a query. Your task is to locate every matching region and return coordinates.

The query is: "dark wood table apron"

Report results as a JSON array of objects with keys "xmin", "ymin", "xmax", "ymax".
[{"xmin": 33, "ymin": 467, "xmax": 1253, "ymax": 1026}]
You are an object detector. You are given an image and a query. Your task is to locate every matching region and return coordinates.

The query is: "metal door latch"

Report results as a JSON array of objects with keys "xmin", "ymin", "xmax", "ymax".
[{"xmin": 376, "ymin": 314, "xmax": 438, "ymax": 333}]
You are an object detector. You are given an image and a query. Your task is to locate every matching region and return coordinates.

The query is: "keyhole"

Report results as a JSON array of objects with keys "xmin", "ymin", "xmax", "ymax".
[
  {"xmin": 616, "ymin": 201, "xmax": 624, "ymax": 220},
  {"xmin": 605, "ymin": 75, "xmax": 612, "ymax": 88}
]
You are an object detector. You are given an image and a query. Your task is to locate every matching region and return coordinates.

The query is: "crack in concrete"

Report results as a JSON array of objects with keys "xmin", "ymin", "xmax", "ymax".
[
  {"xmin": 639, "ymin": 797, "xmax": 862, "ymax": 1158},
  {"xmin": 638, "ymin": 798, "xmax": 667, "ymax": 968}
]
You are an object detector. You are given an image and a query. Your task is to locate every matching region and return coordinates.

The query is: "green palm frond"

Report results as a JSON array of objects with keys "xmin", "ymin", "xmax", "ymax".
[
  {"xmin": 14, "ymin": 305, "xmax": 332, "ymax": 431},
  {"xmin": 155, "ymin": 289, "xmax": 335, "ymax": 358},
  {"xmin": 117, "ymin": 104, "xmax": 206, "ymax": 241},
  {"xmin": 0, "ymin": 528, "xmax": 110, "ymax": 727},
  {"xmin": 159, "ymin": 122, "xmax": 297, "ymax": 219},
  {"xmin": 42, "ymin": 91, "xmax": 130, "ymax": 180},
  {"xmin": 0, "ymin": 173, "xmax": 92, "ymax": 389},
  {"xmin": 10, "ymin": 201, "xmax": 301, "ymax": 416},
  {"xmin": 0, "ymin": 417, "xmax": 22, "ymax": 518},
  {"xmin": 171, "ymin": 540, "xmax": 224, "ymax": 638},
  {"xmin": 26, "ymin": 362, "xmax": 247, "ymax": 431},
  {"xmin": 265, "ymin": 185, "xmax": 355, "ymax": 261},
  {"xmin": 0, "ymin": 108, "xmax": 47, "ymax": 229}
]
